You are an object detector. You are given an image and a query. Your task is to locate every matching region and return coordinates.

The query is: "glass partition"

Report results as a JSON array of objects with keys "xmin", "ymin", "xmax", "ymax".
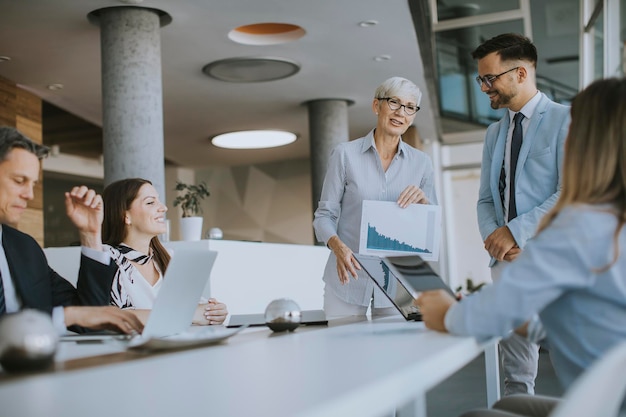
[
  {"xmin": 436, "ymin": 0, "xmax": 521, "ymax": 21},
  {"xmin": 594, "ymin": 12, "xmax": 605, "ymax": 80},
  {"xmin": 435, "ymin": 2, "xmax": 580, "ymax": 131},
  {"xmin": 436, "ymin": 20, "xmax": 525, "ymax": 129},
  {"xmin": 621, "ymin": 0, "xmax": 625, "ymax": 75}
]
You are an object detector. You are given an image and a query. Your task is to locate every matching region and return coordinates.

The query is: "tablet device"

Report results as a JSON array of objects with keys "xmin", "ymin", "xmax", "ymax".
[{"xmin": 384, "ymin": 255, "xmax": 455, "ymax": 296}]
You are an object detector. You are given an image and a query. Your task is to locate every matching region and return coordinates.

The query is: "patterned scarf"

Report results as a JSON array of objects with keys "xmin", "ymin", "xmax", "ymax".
[
  {"xmin": 108, "ymin": 244, "xmax": 156, "ymax": 308},
  {"xmin": 116, "ymin": 243, "xmax": 153, "ymax": 265}
]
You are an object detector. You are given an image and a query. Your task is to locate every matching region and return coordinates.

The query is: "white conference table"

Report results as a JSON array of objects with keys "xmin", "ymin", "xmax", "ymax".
[{"xmin": 0, "ymin": 317, "xmax": 498, "ymax": 417}]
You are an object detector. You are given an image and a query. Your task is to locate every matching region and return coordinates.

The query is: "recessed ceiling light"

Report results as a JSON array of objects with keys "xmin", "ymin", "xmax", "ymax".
[
  {"xmin": 229, "ymin": 23, "xmax": 305, "ymax": 46},
  {"xmin": 358, "ymin": 20, "xmax": 378, "ymax": 27},
  {"xmin": 212, "ymin": 130, "xmax": 297, "ymax": 149},
  {"xmin": 373, "ymin": 55, "xmax": 391, "ymax": 62},
  {"xmin": 203, "ymin": 57, "xmax": 300, "ymax": 83},
  {"xmin": 0, "ymin": 56, "xmax": 11, "ymax": 63},
  {"xmin": 47, "ymin": 83, "xmax": 64, "ymax": 90}
]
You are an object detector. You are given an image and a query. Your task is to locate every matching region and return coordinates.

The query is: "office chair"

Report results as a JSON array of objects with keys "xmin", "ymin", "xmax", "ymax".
[{"xmin": 549, "ymin": 340, "xmax": 626, "ymax": 417}]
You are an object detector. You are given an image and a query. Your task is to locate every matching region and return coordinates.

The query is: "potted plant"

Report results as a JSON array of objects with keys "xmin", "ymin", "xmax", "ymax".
[{"xmin": 172, "ymin": 181, "xmax": 210, "ymax": 241}]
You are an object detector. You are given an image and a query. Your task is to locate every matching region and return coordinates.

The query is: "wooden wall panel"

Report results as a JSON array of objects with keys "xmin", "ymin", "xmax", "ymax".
[
  {"xmin": 16, "ymin": 91, "xmax": 42, "ymax": 126},
  {"xmin": 0, "ymin": 76, "xmax": 16, "ymax": 127},
  {"xmin": 16, "ymin": 115, "xmax": 42, "ymax": 143},
  {"xmin": 30, "ymin": 181, "xmax": 44, "ymax": 211},
  {"xmin": 17, "ymin": 208, "xmax": 44, "ymax": 244},
  {"xmin": 0, "ymin": 77, "xmax": 44, "ymax": 246}
]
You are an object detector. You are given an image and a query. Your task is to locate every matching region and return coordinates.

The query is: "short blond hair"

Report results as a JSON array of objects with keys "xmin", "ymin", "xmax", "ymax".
[{"xmin": 374, "ymin": 77, "xmax": 422, "ymax": 106}]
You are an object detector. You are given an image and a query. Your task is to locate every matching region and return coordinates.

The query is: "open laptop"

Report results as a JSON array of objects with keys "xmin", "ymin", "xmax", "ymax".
[
  {"xmin": 136, "ymin": 249, "xmax": 217, "ymax": 339},
  {"xmin": 353, "ymin": 253, "xmax": 454, "ymax": 321},
  {"xmin": 63, "ymin": 249, "xmax": 242, "ymax": 349}
]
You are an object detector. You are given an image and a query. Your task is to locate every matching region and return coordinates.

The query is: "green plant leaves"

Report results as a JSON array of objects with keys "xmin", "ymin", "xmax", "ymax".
[{"xmin": 172, "ymin": 181, "xmax": 210, "ymax": 217}]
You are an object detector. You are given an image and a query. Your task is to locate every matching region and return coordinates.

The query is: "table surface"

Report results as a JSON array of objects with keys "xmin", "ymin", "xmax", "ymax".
[{"xmin": 0, "ymin": 317, "xmax": 491, "ymax": 417}]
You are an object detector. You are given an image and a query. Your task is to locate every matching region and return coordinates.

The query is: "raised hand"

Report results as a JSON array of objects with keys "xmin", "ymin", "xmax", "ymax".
[{"xmin": 65, "ymin": 185, "xmax": 104, "ymax": 249}]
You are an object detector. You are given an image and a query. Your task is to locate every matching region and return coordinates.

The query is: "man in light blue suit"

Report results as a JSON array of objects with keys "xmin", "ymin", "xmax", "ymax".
[{"xmin": 473, "ymin": 34, "xmax": 571, "ymax": 396}]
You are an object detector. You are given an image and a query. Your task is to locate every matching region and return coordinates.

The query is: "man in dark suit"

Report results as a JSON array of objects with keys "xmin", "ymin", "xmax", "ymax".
[{"xmin": 0, "ymin": 126, "xmax": 142, "ymax": 334}]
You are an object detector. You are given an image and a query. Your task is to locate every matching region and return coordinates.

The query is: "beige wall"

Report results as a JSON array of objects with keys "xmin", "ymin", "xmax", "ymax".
[
  {"xmin": 165, "ymin": 158, "xmax": 314, "ymax": 245},
  {"xmin": 0, "ymin": 77, "xmax": 44, "ymax": 245}
]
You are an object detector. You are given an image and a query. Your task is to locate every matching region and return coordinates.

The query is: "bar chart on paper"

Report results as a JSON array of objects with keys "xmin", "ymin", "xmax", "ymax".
[{"xmin": 359, "ymin": 200, "xmax": 441, "ymax": 260}]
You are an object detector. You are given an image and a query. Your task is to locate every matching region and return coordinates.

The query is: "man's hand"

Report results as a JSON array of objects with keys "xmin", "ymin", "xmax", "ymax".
[
  {"xmin": 503, "ymin": 247, "xmax": 522, "ymax": 262},
  {"xmin": 484, "ymin": 226, "xmax": 518, "ymax": 261},
  {"xmin": 64, "ymin": 306, "xmax": 144, "ymax": 334},
  {"xmin": 327, "ymin": 235, "xmax": 360, "ymax": 285},
  {"xmin": 65, "ymin": 186, "xmax": 104, "ymax": 249},
  {"xmin": 415, "ymin": 290, "xmax": 457, "ymax": 332}
]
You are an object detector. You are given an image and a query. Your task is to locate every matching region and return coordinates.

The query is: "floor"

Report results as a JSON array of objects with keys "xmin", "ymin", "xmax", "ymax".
[{"xmin": 426, "ymin": 348, "xmax": 563, "ymax": 417}]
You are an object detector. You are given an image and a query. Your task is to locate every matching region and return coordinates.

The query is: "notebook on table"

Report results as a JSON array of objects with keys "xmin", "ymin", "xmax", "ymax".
[
  {"xmin": 353, "ymin": 253, "xmax": 454, "ymax": 321},
  {"xmin": 226, "ymin": 309, "xmax": 327, "ymax": 328}
]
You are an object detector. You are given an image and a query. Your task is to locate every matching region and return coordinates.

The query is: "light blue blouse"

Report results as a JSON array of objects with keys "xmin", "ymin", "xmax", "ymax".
[
  {"xmin": 445, "ymin": 204, "xmax": 626, "ymax": 389},
  {"xmin": 313, "ymin": 129, "xmax": 437, "ymax": 307}
]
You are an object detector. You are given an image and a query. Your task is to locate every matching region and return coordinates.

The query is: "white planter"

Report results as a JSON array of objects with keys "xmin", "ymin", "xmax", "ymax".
[{"xmin": 180, "ymin": 216, "xmax": 203, "ymax": 241}]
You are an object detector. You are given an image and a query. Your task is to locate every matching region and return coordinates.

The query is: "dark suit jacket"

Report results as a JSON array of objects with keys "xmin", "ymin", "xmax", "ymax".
[
  {"xmin": 3, "ymin": 224, "xmax": 76, "ymax": 314},
  {"xmin": 2, "ymin": 224, "xmax": 113, "ymax": 315},
  {"xmin": 76, "ymin": 251, "xmax": 117, "ymax": 306}
]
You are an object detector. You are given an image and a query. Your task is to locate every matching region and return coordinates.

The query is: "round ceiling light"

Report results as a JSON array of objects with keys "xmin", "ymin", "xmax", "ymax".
[
  {"xmin": 212, "ymin": 130, "xmax": 297, "ymax": 149},
  {"xmin": 202, "ymin": 57, "xmax": 300, "ymax": 83},
  {"xmin": 229, "ymin": 23, "xmax": 305, "ymax": 46}
]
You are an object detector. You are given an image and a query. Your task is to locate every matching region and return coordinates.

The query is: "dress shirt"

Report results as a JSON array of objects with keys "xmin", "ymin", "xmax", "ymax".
[
  {"xmin": 445, "ymin": 204, "xmax": 626, "ymax": 390},
  {"xmin": 0, "ymin": 226, "xmax": 21, "ymax": 314},
  {"xmin": 313, "ymin": 129, "xmax": 437, "ymax": 307},
  {"xmin": 0, "ymin": 226, "xmax": 66, "ymax": 333},
  {"xmin": 502, "ymin": 92, "xmax": 541, "ymax": 222}
]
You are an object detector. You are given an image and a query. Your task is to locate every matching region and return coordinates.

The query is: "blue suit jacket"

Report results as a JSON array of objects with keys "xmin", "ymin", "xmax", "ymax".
[{"xmin": 477, "ymin": 93, "xmax": 570, "ymax": 266}]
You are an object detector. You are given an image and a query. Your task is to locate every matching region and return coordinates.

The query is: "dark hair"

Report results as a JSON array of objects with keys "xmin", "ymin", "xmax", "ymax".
[
  {"xmin": 102, "ymin": 178, "xmax": 170, "ymax": 272},
  {"xmin": 0, "ymin": 126, "xmax": 49, "ymax": 162},
  {"xmin": 471, "ymin": 33, "xmax": 537, "ymax": 67}
]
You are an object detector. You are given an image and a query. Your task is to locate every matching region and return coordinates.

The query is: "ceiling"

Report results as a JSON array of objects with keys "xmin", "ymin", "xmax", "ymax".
[{"xmin": 0, "ymin": 0, "xmax": 440, "ymax": 169}]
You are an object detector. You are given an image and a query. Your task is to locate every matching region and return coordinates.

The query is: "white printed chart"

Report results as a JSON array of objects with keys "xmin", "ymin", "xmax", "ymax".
[{"xmin": 359, "ymin": 200, "xmax": 442, "ymax": 261}]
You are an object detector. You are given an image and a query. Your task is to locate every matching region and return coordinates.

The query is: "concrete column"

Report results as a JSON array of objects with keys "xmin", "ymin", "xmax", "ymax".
[
  {"xmin": 305, "ymin": 99, "xmax": 352, "ymax": 226},
  {"xmin": 88, "ymin": 6, "xmax": 171, "ymax": 200}
]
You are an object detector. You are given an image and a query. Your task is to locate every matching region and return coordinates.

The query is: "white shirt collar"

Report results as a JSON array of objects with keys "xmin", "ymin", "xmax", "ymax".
[{"xmin": 508, "ymin": 90, "xmax": 542, "ymax": 122}]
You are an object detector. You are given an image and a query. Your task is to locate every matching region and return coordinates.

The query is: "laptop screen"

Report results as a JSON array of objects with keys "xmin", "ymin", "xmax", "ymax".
[
  {"xmin": 354, "ymin": 254, "xmax": 420, "ymax": 320},
  {"xmin": 142, "ymin": 249, "xmax": 218, "ymax": 338}
]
